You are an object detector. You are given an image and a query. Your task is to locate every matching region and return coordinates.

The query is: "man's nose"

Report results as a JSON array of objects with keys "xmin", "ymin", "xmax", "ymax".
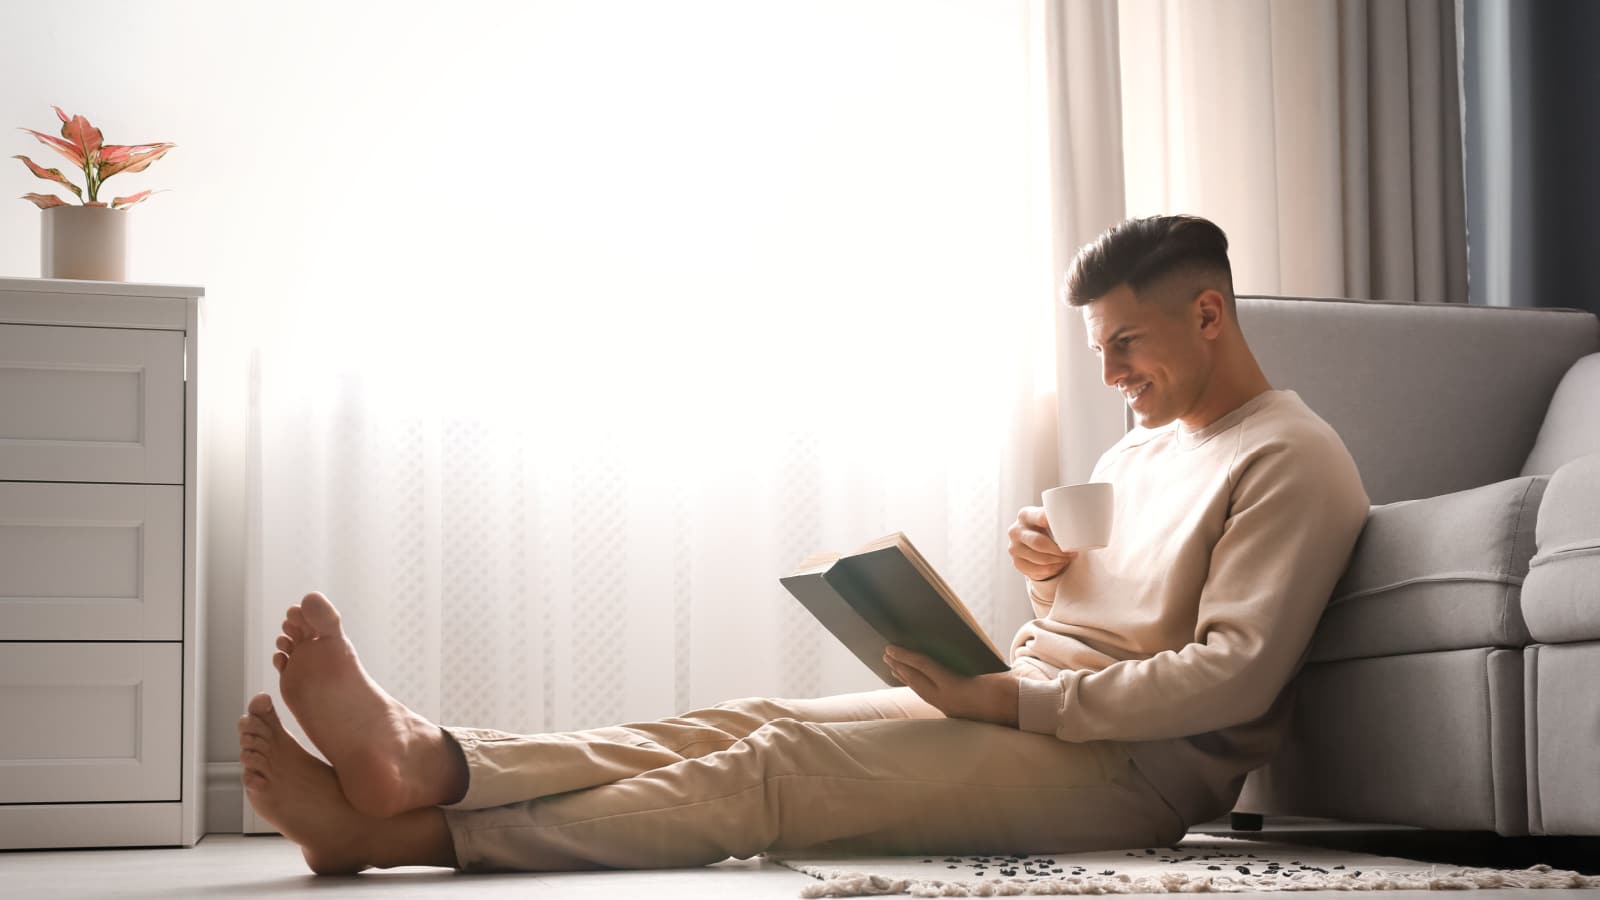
[{"xmin": 1100, "ymin": 354, "xmax": 1125, "ymax": 388}]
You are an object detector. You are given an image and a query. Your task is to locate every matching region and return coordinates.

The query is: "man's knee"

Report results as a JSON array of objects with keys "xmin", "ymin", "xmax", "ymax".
[{"xmin": 713, "ymin": 696, "xmax": 798, "ymax": 720}]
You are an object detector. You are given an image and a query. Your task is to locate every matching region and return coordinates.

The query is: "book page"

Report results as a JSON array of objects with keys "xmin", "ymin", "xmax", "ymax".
[{"xmin": 788, "ymin": 551, "xmax": 842, "ymax": 577}]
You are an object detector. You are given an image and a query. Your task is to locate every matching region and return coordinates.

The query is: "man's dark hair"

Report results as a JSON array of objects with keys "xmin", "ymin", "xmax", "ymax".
[{"xmin": 1063, "ymin": 215, "xmax": 1233, "ymax": 308}]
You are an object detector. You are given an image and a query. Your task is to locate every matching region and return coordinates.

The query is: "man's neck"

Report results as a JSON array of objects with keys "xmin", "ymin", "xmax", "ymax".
[{"xmin": 1177, "ymin": 361, "xmax": 1273, "ymax": 433}]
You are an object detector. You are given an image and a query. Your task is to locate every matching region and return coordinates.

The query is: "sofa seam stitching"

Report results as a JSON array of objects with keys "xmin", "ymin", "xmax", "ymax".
[
  {"xmin": 1528, "ymin": 543, "xmax": 1600, "ymax": 566},
  {"xmin": 1484, "ymin": 650, "xmax": 1499, "ymax": 831},
  {"xmin": 1526, "ymin": 646, "xmax": 1542, "ymax": 834},
  {"xmin": 1333, "ymin": 572, "xmax": 1523, "ymax": 604},
  {"xmin": 1504, "ymin": 480, "xmax": 1539, "ymax": 644}
]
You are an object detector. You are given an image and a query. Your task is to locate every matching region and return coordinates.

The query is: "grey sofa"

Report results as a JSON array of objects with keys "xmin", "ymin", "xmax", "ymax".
[{"xmin": 1226, "ymin": 295, "xmax": 1600, "ymax": 837}]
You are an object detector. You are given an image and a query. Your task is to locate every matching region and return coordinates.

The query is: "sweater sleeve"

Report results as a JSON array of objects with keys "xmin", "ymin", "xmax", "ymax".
[
  {"xmin": 1026, "ymin": 572, "xmax": 1061, "ymax": 619},
  {"xmin": 1016, "ymin": 438, "xmax": 1369, "ymax": 742}
]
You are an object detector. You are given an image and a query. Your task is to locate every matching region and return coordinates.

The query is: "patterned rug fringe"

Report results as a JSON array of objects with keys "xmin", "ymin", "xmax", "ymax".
[{"xmin": 796, "ymin": 864, "xmax": 1600, "ymax": 897}]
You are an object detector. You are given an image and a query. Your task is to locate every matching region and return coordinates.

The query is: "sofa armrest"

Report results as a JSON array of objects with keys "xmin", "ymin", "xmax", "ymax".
[
  {"xmin": 1309, "ymin": 475, "xmax": 1545, "ymax": 663},
  {"xmin": 1524, "ymin": 453, "xmax": 1600, "ymax": 644}
]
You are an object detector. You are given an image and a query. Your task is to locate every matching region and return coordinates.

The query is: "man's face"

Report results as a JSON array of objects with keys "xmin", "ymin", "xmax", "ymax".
[{"xmin": 1082, "ymin": 282, "xmax": 1212, "ymax": 430}]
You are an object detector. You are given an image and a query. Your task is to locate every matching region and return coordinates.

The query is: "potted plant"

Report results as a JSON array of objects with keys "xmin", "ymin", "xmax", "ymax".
[{"xmin": 15, "ymin": 106, "xmax": 174, "ymax": 281}]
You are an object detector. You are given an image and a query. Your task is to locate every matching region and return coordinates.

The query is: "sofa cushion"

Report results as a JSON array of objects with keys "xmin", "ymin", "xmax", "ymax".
[
  {"xmin": 1309, "ymin": 475, "xmax": 1546, "ymax": 663},
  {"xmin": 1522, "ymin": 453, "xmax": 1600, "ymax": 644},
  {"xmin": 1523, "ymin": 353, "xmax": 1600, "ymax": 476}
]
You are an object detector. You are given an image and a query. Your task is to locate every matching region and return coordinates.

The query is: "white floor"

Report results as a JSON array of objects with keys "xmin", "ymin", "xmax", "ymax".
[
  {"xmin": 3, "ymin": 825, "xmax": 1597, "ymax": 900},
  {"xmin": 0, "ymin": 835, "xmax": 814, "ymax": 900}
]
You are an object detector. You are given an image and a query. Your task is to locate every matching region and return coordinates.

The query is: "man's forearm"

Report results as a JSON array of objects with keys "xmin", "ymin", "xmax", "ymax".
[{"xmin": 980, "ymin": 672, "xmax": 1020, "ymax": 727}]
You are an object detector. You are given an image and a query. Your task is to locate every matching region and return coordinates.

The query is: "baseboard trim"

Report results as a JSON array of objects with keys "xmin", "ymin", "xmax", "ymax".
[{"xmin": 206, "ymin": 762, "xmax": 242, "ymax": 834}]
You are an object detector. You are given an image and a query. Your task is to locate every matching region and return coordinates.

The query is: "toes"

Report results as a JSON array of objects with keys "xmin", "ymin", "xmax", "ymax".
[
  {"xmin": 299, "ymin": 591, "xmax": 343, "ymax": 636},
  {"xmin": 285, "ymin": 607, "xmax": 309, "ymax": 640},
  {"xmin": 247, "ymin": 692, "xmax": 283, "ymax": 730},
  {"xmin": 239, "ymin": 717, "xmax": 268, "ymax": 741},
  {"xmin": 241, "ymin": 733, "xmax": 269, "ymax": 754},
  {"xmin": 273, "ymin": 651, "xmax": 288, "ymax": 673},
  {"xmin": 276, "ymin": 634, "xmax": 294, "ymax": 655},
  {"xmin": 241, "ymin": 748, "xmax": 269, "ymax": 772},
  {"xmin": 241, "ymin": 770, "xmax": 268, "ymax": 791}
]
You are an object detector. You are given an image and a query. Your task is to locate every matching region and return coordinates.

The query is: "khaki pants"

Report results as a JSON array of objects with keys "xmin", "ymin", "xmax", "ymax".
[{"xmin": 439, "ymin": 687, "xmax": 1186, "ymax": 872}]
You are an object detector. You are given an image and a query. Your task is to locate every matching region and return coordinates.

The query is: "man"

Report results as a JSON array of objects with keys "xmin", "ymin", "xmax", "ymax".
[{"xmin": 238, "ymin": 214, "xmax": 1369, "ymax": 874}]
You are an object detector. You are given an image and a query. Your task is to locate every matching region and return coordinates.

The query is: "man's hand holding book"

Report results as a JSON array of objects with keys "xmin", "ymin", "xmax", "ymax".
[{"xmin": 882, "ymin": 645, "xmax": 1021, "ymax": 726}]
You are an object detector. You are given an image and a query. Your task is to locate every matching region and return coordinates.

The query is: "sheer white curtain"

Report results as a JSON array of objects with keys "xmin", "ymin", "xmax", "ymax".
[
  {"xmin": 225, "ymin": 0, "xmax": 1061, "ymax": 796},
  {"xmin": 1036, "ymin": 0, "xmax": 1133, "ymax": 483},
  {"xmin": 1116, "ymin": 0, "xmax": 1468, "ymax": 301}
]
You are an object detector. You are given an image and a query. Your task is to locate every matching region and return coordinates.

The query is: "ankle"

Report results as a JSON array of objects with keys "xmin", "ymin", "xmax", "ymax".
[
  {"xmin": 436, "ymin": 726, "xmax": 470, "ymax": 806},
  {"xmin": 370, "ymin": 808, "xmax": 458, "ymax": 870}
]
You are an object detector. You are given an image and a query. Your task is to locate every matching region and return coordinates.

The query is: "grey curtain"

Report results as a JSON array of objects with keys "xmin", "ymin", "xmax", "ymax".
[
  {"xmin": 1343, "ymin": 0, "xmax": 1469, "ymax": 303},
  {"xmin": 1463, "ymin": 0, "xmax": 1600, "ymax": 315}
]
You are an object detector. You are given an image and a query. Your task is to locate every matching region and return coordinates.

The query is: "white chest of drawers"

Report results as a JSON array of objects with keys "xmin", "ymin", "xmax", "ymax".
[{"xmin": 0, "ymin": 277, "xmax": 205, "ymax": 848}]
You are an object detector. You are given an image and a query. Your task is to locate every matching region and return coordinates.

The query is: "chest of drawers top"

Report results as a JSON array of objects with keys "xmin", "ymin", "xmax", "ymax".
[{"xmin": 0, "ymin": 277, "xmax": 205, "ymax": 330}]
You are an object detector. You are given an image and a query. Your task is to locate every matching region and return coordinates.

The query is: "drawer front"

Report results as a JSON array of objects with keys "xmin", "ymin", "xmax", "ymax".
[
  {"xmin": 0, "ymin": 324, "xmax": 184, "ymax": 484},
  {"xmin": 0, "ymin": 643, "xmax": 181, "ymax": 803},
  {"xmin": 0, "ymin": 802, "xmax": 183, "ymax": 849},
  {"xmin": 0, "ymin": 483, "xmax": 183, "ymax": 640}
]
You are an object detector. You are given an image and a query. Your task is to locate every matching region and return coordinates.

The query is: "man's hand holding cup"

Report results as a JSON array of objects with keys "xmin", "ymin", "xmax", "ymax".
[
  {"xmin": 1009, "ymin": 506, "xmax": 1078, "ymax": 581},
  {"xmin": 1009, "ymin": 482, "xmax": 1115, "ymax": 581}
]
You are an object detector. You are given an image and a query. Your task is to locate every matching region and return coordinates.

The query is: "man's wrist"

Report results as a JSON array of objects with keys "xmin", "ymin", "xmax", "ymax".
[{"xmin": 989, "ymin": 673, "xmax": 1020, "ymax": 727}]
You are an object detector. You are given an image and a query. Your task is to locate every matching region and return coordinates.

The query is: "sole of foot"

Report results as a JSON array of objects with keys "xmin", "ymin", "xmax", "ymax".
[{"xmin": 274, "ymin": 592, "xmax": 462, "ymax": 818}]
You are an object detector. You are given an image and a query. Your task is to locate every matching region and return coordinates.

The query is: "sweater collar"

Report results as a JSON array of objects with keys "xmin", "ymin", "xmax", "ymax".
[{"xmin": 1172, "ymin": 389, "xmax": 1288, "ymax": 450}]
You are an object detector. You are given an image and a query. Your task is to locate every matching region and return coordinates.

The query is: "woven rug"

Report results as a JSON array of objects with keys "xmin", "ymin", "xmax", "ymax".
[{"xmin": 770, "ymin": 835, "xmax": 1600, "ymax": 897}]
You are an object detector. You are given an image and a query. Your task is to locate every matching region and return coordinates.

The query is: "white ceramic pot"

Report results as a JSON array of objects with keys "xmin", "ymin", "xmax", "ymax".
[{"xmin": 41, "ymin": 205, "xmax": 128, "ymax": 281}]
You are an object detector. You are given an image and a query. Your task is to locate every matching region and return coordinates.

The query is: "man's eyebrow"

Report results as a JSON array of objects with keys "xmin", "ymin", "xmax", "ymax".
[{"xmin": 1088, "ymin": 326, "xmax": 1134, "ymax": 349}]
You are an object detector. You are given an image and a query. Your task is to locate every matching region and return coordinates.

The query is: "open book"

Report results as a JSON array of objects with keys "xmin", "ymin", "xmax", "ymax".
[{"xmin": 779, "ymin": 532, "xmax": 1009, "ymax": 687}]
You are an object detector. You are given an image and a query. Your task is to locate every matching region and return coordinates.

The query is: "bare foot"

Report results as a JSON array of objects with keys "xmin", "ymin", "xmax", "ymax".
[
  {"xmin": 274, "ymin": 592, "xmax": 467, "ymax": 818},
  {"xmin": 238, "ymin": 694, "xmax": 374, "ymax": 875}
]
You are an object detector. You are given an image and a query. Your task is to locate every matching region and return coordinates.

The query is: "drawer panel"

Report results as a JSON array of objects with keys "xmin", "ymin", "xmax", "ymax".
[
  {"xmin": 0, "ymin": 643, "xmax": 181, "ymax": 803},
  {"xmin": 0, "ymin": 483, "xmax": 183, "ymax": 640},
  {"xmin": 0, "ymin": 324, "xmax": 183, "ymax": 484}
]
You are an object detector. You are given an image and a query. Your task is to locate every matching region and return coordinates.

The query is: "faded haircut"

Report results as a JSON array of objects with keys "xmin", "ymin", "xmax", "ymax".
[{"xmin": 1062, "ymin": 215, "xmax": 1234, "ymax": 310}]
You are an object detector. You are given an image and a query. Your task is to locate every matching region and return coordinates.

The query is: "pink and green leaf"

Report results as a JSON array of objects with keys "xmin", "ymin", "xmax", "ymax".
[
  {"xmin": 21, "ymin": 127, "xmax": 86, "ymax": 168},
  {"xmin": 13, "ymin": 154, "xmax": 84, "ymax": 199},
  {"xmin": 111, "ymin": 189, "xmax": 155, "ymax": 209},
  {"xmin": 55, "ymin": 110, "xmax": 103, "ymax": 162},
  {"xmin": 22, "ymin": 192, "xmax": 66, "ymax": 209},
  {"xmin": 98, "ymin": 142, "xmax": 174, "ymax": 179},
  {"xmin": 99, "ymin": 142, "xmax": 172, "ymax": 165}
]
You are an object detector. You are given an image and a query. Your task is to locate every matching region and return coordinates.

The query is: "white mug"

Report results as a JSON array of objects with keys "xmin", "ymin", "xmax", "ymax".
[{"xmin": 1041, "ymin": 482, "xmax": 1115, "ymax": 552}]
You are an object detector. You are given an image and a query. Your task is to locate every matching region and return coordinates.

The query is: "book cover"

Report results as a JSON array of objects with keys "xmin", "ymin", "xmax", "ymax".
[{"xmin": 778, "ymin": 532, "xmax": 1009, "ymax": 687}]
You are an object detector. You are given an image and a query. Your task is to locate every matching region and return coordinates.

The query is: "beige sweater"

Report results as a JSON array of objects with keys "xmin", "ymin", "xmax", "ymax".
[{"xmin": 1011, "ymin": 389, "xmax": 1369, "ymax": 824}]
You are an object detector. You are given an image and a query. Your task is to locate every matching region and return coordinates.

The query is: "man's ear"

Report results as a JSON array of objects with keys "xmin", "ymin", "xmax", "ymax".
[{"xmin": 1194, "ymin": 289, "xmax": 1226, "ymax": 338}]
